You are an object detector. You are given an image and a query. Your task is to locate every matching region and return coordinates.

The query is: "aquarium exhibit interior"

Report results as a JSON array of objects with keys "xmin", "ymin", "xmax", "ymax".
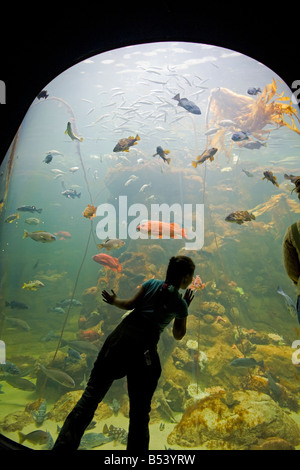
[{"xmin": 0, "ymin": 41, "xmax": 300, "ymax": 450}]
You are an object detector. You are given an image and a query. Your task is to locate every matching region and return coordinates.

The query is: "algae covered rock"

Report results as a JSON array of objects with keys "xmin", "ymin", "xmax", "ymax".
[
  {"xmin": 201, "ymin": 301, "xmax": 225, "ymax": 317},
  {"xmin": 167, "ymin": 390, "xmax": 300, "ymax": 450},
  {"xmin": 48, "ymin": 390, "xmax": 113, "ymax": 422},
  {"xmin": 0, "ymin": 411, "xmax": 34, "ymax": 432}
]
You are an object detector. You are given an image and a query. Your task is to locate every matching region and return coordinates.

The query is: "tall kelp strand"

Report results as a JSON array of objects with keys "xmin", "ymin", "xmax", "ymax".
[{"xmin": 206, "ymin": 79, "xmax": 300, "ymax": 159}]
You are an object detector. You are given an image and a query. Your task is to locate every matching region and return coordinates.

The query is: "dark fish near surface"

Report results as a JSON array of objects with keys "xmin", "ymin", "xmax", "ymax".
[
  {"xmin": 17, "ymin": 205, "xmax": 42, "ymax": 214},
  {"xmin": 231, "ymin": 131, "xmax": 250, "ymax": 142},
  {"xmin": 153, "ymin": 146, "xmax": 171, "ymax": 164},
  {"xmin": 43, "ymin": 154, "xmax": 53, "ymax": 164},
  {"xmin": 18, "ymin": 430, "xmax": 50, "ymax": 445},
  {"xmin": 247, "ymin": 87, "xmax": 262, "ymax": 95},
  {"xmin": 37, "ymin": 90, "xmax": 49, "ymax": 100},
  {"xmin": 225, "ymin": 210, "xmax": 256, "ymax": 225},
  {"xmin": 262, "ymin": 171, "xmax": 279, "ymax": 187},
  {"xmin": 5, "ymin": 300, "xmax": 29, "ymax": 310},
  {"xmin": 173, "ymin": 93, "xmax": 201, "ymax": 114},
  {"xmin": 230, "ymin": 357, "xmax": 264, "ymax": 368},
  {"xmin": 113, "ymin": 134, "xmax": 140, "ymax": 152},
  {"xmin": 38, "ymin": 363, "xmax": 75, "ymax": 388},
  {"xmin": 277, "ymin": 286, "xmax": 297, "ymax": 318}
]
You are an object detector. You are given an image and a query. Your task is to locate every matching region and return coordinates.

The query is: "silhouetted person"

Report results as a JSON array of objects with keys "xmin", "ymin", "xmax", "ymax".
[{"xmin": 53, "ymin": 255, "xmax": 195, "ymax": 451}]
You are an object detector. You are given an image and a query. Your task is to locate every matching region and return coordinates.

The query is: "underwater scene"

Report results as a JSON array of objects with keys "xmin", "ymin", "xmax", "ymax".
[{"xmin": 0, "ymin": 41, "xmax": 300, "ymax": 450}]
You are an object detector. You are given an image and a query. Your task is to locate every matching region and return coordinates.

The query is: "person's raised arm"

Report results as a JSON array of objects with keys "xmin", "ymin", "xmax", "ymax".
[
  {"xmin": 172, "ymin": 288, "xmax": 194, "ymax": 340},
  {"xmin": 102, "ymin": 286, "xmax": 145, "ymax": 310},
  {"xmin": 172, "ymin": 317, "xmax": 186, "ymax": 340}
]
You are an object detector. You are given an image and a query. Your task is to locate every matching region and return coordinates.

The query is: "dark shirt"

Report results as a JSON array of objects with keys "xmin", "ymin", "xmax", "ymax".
[{"xmin": 136, "ymin": 279, "xmax": 188, "ymax": 333}]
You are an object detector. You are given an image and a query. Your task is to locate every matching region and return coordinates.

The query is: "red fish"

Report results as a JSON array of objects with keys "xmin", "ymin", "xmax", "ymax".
[
  {"xmin": 92, "ymin": 253, "xmax": 122, "ymax": 272},
  {"xmin": 55, "ymin": 231, "xmax": 72, "ymax": 240},
  {"xmin": 137, "ymin": 220, "xmax": 188, "ymax": 239},
  {"xmin": 78, "ymin": 329, "xmax": 101, "ymax": 342}
]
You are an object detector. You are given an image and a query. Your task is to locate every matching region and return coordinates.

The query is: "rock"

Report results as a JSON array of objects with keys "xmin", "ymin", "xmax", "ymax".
[
  {"xmin": 250, "ymin": 437, "xmax": 295, "ymax": 450},
  {"xmin": 0, "ymin": 411, "xmax": 33, "ymax": 432},
  {"xmin": 167, "ymin": 390, "xmax": 300, "ymax": 449},
  {"xmin": 201, "ymin": 301, "xmax": 225, "ymax": 317},
  {"xmin": 152, "ymin": 391, "xmax": 177, "ymax": 423},
  {"xmin": 202, "ymin": 314, "xmax": 215, "ymax": 324},
  {"xmin": 48, "ymin": 390, "xmax": 113, "ymax": 422},
  {"xmin": 163, "ymin": 379, "xmax": 186, "ymax": 412},
  {"xmin": 172, "ymin": 346, "xmax": 191, "ymax": 369},
  {"xmin": 146, "ymin": 244, "xmax": 167, "ymax": 264}
]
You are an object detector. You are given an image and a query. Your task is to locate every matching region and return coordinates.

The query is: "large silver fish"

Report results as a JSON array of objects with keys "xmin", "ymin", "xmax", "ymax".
[{"xmin": 38, "ymin": 363, "xmax": 75, "ymax": 388}]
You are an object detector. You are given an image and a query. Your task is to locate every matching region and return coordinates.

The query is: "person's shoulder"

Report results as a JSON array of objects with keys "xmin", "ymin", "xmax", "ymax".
[{"xmin": 142, "ymin": 279, "xmax": 163, "ymax": 289}]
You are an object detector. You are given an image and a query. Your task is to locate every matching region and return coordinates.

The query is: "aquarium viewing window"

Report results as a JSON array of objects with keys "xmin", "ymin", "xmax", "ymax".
[{"xmin": 0, "ymin": 41, "xmax": 300, "ymax": 451}]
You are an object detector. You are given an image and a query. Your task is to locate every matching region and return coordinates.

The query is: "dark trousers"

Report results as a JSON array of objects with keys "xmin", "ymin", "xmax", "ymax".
[{"xmin": 52, "ymin": 318, "xmax": 161, "ymax": 452}]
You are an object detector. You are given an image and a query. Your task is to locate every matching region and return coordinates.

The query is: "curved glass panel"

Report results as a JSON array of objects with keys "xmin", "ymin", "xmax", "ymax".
[{"xmin": 1, "ymin": 42, "xmax": 300, "ymax": 451}]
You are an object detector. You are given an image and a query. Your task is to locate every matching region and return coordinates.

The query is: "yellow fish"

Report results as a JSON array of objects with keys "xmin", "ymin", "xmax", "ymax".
[
  {"xmin": 4, "ymin": 213, "xmax": 19, "ymax": 223},
  {"xmin": 22, "ymin": 280, "xmax": 45, "ymax": 291},
  {"xmin": 65, "ymin": 122, "xmax": 83, "ymax": 142},
  {"xmin": 23, "ymin": 230, "xmax": 56, "ymax": 243},
  {"xmin": 192, "ymin": 148, "xmax": 218, "ymax": 168}
]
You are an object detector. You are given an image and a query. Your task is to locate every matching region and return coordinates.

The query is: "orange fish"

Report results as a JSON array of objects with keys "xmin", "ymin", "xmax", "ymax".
[
  {"xmin": 78, "ymin": 329, "xmax": 101, "ymax": 342},
  {"xmin": 137, "ymin": 220, "xmax": 188, "ymax": 239},
  {"xmin": 54, "ymin": 231, "xmax": 72, "ymax": 240},
  {"xmin": 83, "ymin": 204, "xmax": 97, "ymax": 219},
  {"xmin": 92, "ymin": 253, "xmax": 122, "ymax": 272}
]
